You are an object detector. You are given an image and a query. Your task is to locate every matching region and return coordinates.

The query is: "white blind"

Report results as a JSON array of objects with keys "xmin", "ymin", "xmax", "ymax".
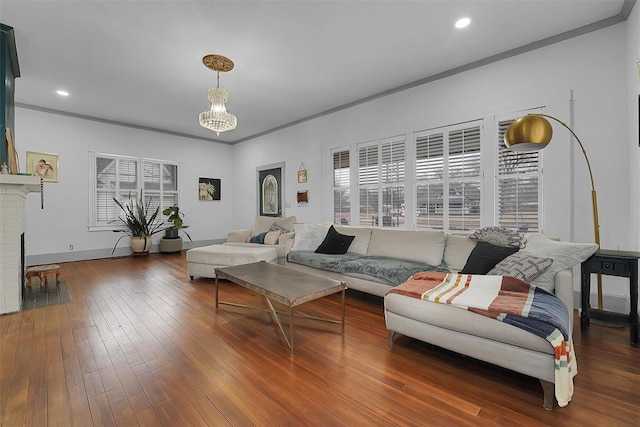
[
  {"xmin": 91, "ymin": 154, "xmax": 179, "ymax": 228},
  {"xmin": 497, "ymin": 119, "xmax": 541, "ymax": 232},
  {"xmin": 416, "ymin": 123, "xmax": 481, "ymax": 231},
  {"xmin": 332, "ymin": 149, "xmax": 351, "ymax": 225},
  {"xmin": 357, "ymin": 138, "xmax": 405, "ymax": 227}
]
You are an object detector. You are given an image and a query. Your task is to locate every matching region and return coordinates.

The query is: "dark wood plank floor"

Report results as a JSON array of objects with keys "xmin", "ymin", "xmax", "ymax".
[{"xmin": 1, "ymin": 252, "xmax": 639, "ymax": 426}]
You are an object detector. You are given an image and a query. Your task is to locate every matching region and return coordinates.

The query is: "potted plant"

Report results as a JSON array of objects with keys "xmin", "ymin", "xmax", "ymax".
[
  {"xmin": 111, "ymin": 191, "xmax": 166, "ymax": 255},
  {"xmin": 162, "ymin": 205, "xmax": 192, "ymax": 240}
]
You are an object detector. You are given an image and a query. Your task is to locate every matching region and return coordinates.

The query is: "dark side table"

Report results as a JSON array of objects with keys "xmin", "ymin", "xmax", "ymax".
[{"xmin": 580, "ymin": 249, "xmax": 639, "ymax": 347}]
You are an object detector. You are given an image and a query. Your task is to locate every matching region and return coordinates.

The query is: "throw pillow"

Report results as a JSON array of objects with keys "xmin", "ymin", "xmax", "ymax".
[
  {"xmin": 249, "ymin": 231, "xmax": 268, "ymax": 244},
  {"xmin": 264, "ymin": 230, "xmax": 281, "ymax": 245},
  {"xmin": 469, "ymin": 226, "xmax": 526, "ymax": 249},
  {"xmin": 519, "ymin": 234, "xmax": 599, "ymax": 293},
  {"xmin": 460, "ymin": 241, "xmax": 519, "ymax": 274},
  {"xmin": 315, "ymin": 225, "xmax": 355, "ymax": 255},
  {"xmin": 269, "ymin": 221, "xmax": 292, "ymax": 234},
  {"xmin": 290, "ymin": 223, "xmax": 332, "ymax": 252},
  {"xmin": 488, "ymin": 252, "xmax": 553, "ymax": 282}
]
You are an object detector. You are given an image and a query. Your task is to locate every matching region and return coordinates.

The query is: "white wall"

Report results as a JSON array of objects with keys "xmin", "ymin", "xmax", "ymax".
[
  {"xmin": 629, "ymin": 3, "xmax": 640, "ymax": 249},
  {"xmin": 234, "ymin": 24, "xmax": 629, "ymax": 245},
  {"xmin": 232, "ymin": 23, "xmax": 630, "ymax": 302},
  {"xmin": 15, "ymin": 108, "xmax": 234, "ymax": 261}
]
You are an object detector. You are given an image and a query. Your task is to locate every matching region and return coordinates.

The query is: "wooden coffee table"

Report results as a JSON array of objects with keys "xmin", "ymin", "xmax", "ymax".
[{"xmin": 214, "ymin": 261, "xmax": 346, "ymax": 355}]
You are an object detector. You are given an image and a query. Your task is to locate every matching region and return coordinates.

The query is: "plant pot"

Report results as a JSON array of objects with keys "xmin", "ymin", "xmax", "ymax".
[
  {"xmin": 164, "ymin": 228, "xmax": 179, "ymax": 239},
  {"xmin": 131, "ymin": 236, "xmax": 152, "ymax": 254}
]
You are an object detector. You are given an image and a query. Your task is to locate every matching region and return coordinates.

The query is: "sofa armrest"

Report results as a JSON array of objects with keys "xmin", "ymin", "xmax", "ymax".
[
  {"xmin": 227, "ymin": 228, "xmax": 251, "ymax": 243},
  {"xmin": 554, "ymin": 269, "xmax": 574, "ymax": 330},
  {"xmin": 279, "ymin": 232, "xmax": 295, "ymax": 255}
]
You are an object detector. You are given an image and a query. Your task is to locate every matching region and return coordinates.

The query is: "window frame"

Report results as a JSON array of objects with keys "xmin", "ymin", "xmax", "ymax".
[
  {"xmin": 415, "ymin": 120, "xmax": 482, "ymax": 233},
  {"xmin": 88, "ymin": 152, "xmax": 181, "ymax": 232},
  {"xmin": 494, "ymin": 111, "xmax": 544, "ymax": 233}
]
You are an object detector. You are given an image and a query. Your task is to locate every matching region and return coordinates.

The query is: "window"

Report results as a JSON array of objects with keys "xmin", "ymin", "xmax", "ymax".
[
  {"xmin": 415, "ymin": 122, "xmax": 481, "ymax": 232},
  {"xmin": 90, "ymin": 153, "xmax": 180, "ymax": 230},
  {"xmin": 332, "ymin": 149, "xmax": 351, "ymax": 225},
  {"xmin": 496, "ymin": 118, "xmax": 542, "ymax": 232},
  {"xmin": 358, "ymin": 136, "xmax": 405, "ymax": 227}
]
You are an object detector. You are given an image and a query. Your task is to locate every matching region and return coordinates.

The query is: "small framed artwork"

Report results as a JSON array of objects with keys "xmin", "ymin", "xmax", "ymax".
[
  {"xmin": 26, "ymin": 151, "xmax": 59, "ymax": 182},
  {"xmin": 297, "ymin": 190, "xmax": 308, "ymax": 203},
  {"xmin": 199, "ymin": 177, "xmax": 221, "ymax": 201},
  {"xmin": 297, "ymin": 163, "xmax": 307, "ymax": 183}
]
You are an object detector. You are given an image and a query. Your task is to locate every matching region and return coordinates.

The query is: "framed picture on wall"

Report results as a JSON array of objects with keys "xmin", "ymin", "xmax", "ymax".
[
  {"xmin": 26, "ymin": 151, "xmax": 59, "ymax": 182},
  {"xmin": 257, "ymin": 163, "xmax": 284, "ymax": 217},
  {"xmin": 198, "ymin": 177, "xmax": 221, "ymax": 201}
]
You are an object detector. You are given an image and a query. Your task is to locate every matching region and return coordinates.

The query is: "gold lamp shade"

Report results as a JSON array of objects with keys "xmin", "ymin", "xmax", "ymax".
[{"xmin": 504, "ymin": 115, "xmax": 553, "ymax": 151}]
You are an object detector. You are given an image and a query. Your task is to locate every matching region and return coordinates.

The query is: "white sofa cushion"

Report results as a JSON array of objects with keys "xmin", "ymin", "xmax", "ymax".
[
  {"xmin": 367, "ymin": 228, "xmax": 446, "ymax": 266},
  {"xmin": 334, "ymin": 226, "xmax": 373, "ymax": 255},
  {"xmin": 291, "ymin": 223, "xmax": 332, "ymax": 251},
  {"xmin": 444, "ymin": 234, "xmax": 477, "ymax": 272}
]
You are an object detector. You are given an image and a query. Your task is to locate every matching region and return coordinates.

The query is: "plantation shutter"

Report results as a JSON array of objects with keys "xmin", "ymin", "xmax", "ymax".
[
  {"xmin": 91, "ymin": 154, "xmax": 180, "ymax": 229},
  {"xmin": 381, "ymin": 138, "xmax": 405, "ymax": 227},
  {"xmin": 448, "ymin": 125, "xmax": 481, "ymax": 231},
  {"xmin": 416, "ymin": 132, "xmax": 445, "ymax": 229},
  {"xmin": 332, "ymin": 149, "xmax": 350, "ymax": 225},
  {"xmin": 358, "ymin": 144, "xmax": 379, "ymax": 225},
  {"xmin": 497, "ymin": 119, "xmax": 541, "ymax": 232}
]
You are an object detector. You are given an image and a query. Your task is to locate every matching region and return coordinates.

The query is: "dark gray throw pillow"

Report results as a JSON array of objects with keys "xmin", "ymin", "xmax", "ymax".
[
  {"xmin": 460, "ymin": 241, "xmax": 519, "ymax": 274},
  {"xmin": 249, "ymin": 231, "xmax": 268, "ymax": 244},
  {"xmin": 315, "ymin": 225, "xmax": 355, "ymax": 255}
]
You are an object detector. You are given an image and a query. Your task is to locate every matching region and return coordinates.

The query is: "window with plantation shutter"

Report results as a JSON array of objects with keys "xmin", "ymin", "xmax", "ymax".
[
  {"xmin": 332, "ymin": 149, "xmax": 351, "ymax": 225},
  {"xmin": 90, "ymin": 153, "xmax": 180, "ymax": 230},
  {"xmin": 497, "ymin": 118, "xmax": 541, "ymax": 232},
  {"xmin": 357, "ymin": 137, "xmax": 405, "ymax": 227},
  {"xmin": 416, "ymin": 122, "xmax": 481, "ymax": 232}
]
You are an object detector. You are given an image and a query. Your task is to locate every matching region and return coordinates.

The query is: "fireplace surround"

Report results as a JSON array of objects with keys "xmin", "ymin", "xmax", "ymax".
[{"xmin": 0, "ymin": 174, "xmax": 40, "ymax": 314}]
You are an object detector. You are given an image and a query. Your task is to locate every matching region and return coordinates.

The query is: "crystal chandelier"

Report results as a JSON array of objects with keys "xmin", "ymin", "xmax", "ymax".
[{"xmin": 199, "ymin": 54, "xmax": 237, "ymax": 136}]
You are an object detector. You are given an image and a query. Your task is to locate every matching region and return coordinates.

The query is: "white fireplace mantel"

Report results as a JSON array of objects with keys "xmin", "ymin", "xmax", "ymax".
[
  {"xmin": 0, "ymin": 174, "xmax": 41, "ymax": 314},
  {"xmin": 0, "ymin": 174, "xmax": 41, "ymax": 192}
]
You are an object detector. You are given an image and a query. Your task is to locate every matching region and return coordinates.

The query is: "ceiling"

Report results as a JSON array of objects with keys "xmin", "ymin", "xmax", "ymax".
[{"xmin": 0, "ymin": 0, "xmax": 634, "ymax": 144}]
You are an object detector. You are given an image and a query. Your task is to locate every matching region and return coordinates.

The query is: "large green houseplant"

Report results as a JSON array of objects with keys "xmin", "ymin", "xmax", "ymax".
[{"xmin": 112, "ymin": 191, "xmax": 167, "ymax": 255}]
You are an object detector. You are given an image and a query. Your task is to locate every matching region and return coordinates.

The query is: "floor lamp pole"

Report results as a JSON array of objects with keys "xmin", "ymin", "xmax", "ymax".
[{"xmin": 540, "ymin": 114, "xmax": 603, "ymax": 309}]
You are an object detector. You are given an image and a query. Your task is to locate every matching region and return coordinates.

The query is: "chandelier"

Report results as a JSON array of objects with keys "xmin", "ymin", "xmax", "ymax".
[{"xmin": 199, "ymin": 54, "xmax": 237, "ymax": 136}]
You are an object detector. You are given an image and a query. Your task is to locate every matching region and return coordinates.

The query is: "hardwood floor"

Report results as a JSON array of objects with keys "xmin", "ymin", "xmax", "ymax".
[{"xmin": 1, "ymin": 252, "xmax": 638, "ymax": 426}]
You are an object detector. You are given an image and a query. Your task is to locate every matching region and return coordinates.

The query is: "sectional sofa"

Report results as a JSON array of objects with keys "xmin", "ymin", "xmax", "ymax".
[{"xmin": 225, "ymin": 218, "xmax": 598, "ymax": 409}]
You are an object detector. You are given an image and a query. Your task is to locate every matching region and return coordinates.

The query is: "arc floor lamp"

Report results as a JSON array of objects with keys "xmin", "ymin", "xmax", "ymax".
[{"xmin": 504, "ymin": 114, "xmax": 603, "ymax": 309}]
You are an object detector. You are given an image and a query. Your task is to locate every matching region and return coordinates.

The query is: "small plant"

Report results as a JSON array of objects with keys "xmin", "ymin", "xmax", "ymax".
[
  {"xmin": 162, "ymin": 205, "xmax": 192, "ymax": 241},
  {"xmin": 112, "ymin": 191, "xmax": 167, "ymax": 254}
]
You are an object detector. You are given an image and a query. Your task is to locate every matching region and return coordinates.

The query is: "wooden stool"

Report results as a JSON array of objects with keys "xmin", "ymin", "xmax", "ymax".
[{"xmin": 26, "ymin": 264, "xmax": 61, "ymax": 289}]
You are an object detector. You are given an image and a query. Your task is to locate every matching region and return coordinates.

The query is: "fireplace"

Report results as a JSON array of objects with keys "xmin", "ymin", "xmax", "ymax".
[{"xmin": 0, "ymin": 175, "xmax": 40, "ymax": 314}]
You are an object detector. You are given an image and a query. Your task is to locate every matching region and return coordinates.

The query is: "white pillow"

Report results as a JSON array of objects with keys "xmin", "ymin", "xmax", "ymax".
[
  {"xmin": 264, "ymin": 230, "xmax": 281, "ymax": 245},
  {"xmin": 291, "ymin": 223, "xmax": 332, "ymax": 252},
  {"xmin": 521, "ymin": 233, "xmax": 598, "ymax": 292}
]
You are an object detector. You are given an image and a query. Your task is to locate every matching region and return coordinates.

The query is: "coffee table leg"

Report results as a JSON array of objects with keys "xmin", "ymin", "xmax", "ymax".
[
  {"xmin": 289, "ymin": 307, "xmax": 295, "ymax": 356},
  {"xmin": 341, "ymin": 287, "xmax": 346, "ymax": 332},
  {"xmin": 214, "ymin": 271, "xmax": 219, "ymax": 310}
]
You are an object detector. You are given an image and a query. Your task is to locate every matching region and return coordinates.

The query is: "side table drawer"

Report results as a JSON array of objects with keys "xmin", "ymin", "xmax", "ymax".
[{"xmin": 587, "ymin": 259, "xmax": 630, "ymax": 275}]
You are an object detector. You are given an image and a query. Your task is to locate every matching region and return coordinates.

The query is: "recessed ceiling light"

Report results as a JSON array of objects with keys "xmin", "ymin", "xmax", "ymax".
[
  {"xmin": 56, "ymin": 90, "xmax": 69, "ymax": 97},
  {"xmin": 455, "ymin": 17, "xmax": 471, "ymax": 29}
]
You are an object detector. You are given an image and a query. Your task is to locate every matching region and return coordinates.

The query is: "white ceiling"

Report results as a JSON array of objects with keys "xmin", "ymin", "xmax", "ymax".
[{"xmin": 0, "ymin": 0, "xmax": 633, "ymax": 144}]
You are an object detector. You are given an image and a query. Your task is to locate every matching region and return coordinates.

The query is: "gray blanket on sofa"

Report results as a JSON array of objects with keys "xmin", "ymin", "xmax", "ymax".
[{"xmin": 286, "ymin": 251, "xmax": 449, "ymax": 286}]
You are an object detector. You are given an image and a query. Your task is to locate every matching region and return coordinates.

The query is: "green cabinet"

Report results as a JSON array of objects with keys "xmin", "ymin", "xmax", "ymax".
[{"xmin": 0, "ymin": 23, "xmax": 20, "ymax": 168}]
